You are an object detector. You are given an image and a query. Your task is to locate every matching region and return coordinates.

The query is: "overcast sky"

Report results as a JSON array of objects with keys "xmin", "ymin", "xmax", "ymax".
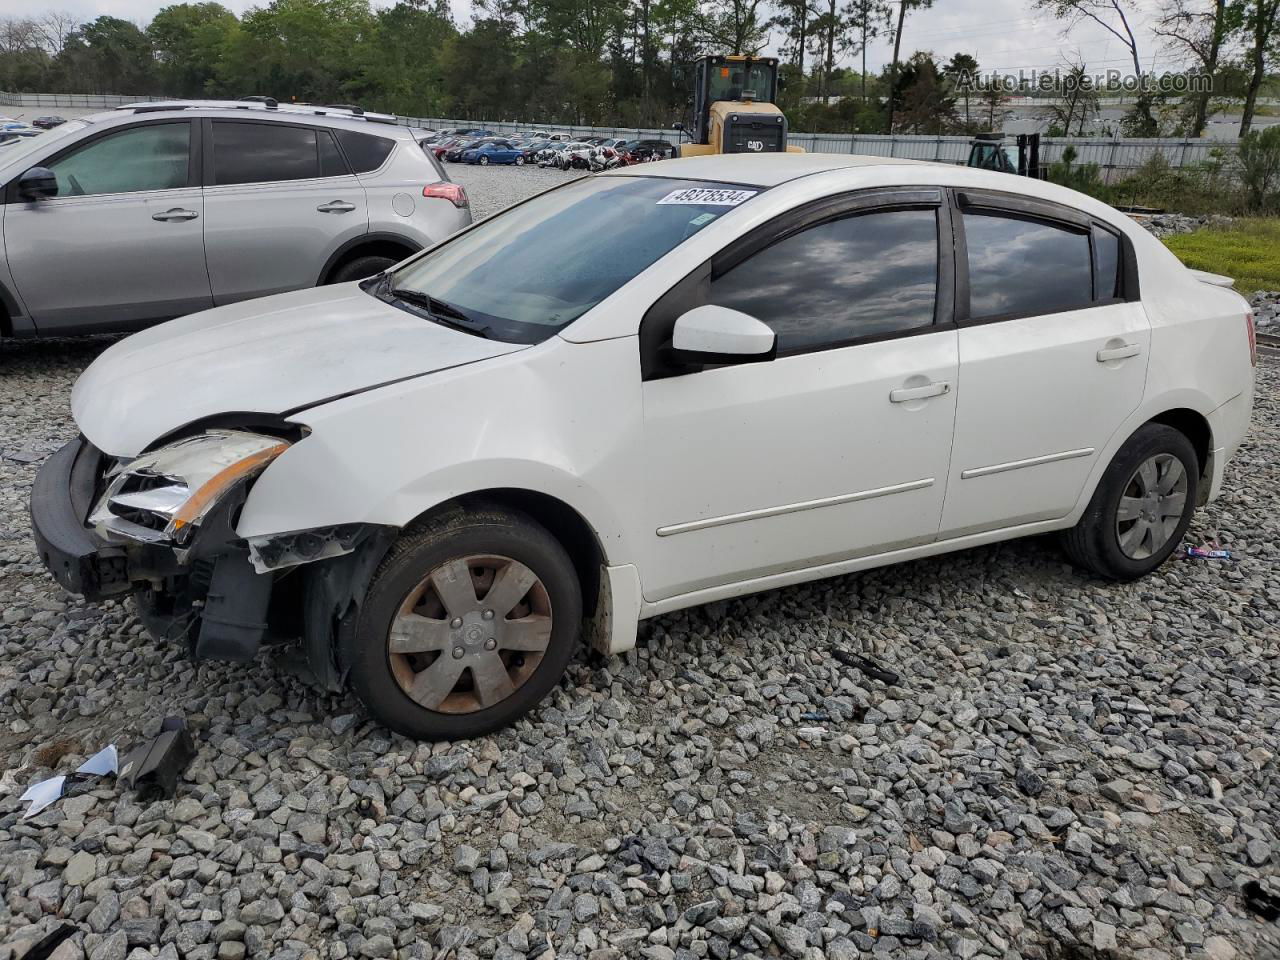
[{"xmin": 0, "ymin": 0, "xmax": 1185, "ymax": 76}]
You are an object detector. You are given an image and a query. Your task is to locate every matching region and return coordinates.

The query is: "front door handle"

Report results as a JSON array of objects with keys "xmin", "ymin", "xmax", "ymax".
[
  {"xmin": 890, "ymin": 380, "xmax": 951, "ymax": 403},
  {"xmin": 316, "ymin": 200, "xmax": 356, "ymax": 214},
  {"xmin": 1097, "ymin": 343, "xmax": 1142, "ymax": 362},
  {"xmin": 152, "ymin": 208, "xmax": 198, "ymax": 222}
]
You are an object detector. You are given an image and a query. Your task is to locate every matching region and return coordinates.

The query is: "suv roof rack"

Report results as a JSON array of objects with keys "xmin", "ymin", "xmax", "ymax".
[{"xmin": 117, "ymin": 99, "xmax": 400, "ymax": 125}]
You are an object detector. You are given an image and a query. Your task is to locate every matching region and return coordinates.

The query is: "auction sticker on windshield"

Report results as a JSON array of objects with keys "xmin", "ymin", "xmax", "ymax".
[{"xmin": 657, "ymin": 187, "xmax": 757, "ymax": 206}]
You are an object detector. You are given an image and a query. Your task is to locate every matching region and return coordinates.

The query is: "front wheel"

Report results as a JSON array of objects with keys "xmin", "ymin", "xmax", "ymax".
[
  {"xmin": 1061, "ymin": 423, "xmax": 1199, "ymax": 580},
  {"xmin": 344, "ymin": 508, "xmax": 582, "ymax": 740},
  {"xmin": 515, "ymin": 156, "xmax": 525, "ymax": 165},
  {"xmin": 479, "ymin": 155, "xmax": 489, "ymax": 165}
]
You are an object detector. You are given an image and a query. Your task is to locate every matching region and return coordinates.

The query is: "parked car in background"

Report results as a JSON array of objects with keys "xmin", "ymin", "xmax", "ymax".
[
  {"xmin": 32, "ymin": 153, "xmax": 1254, "ymax": 740},
  {"xmin": 622, "ymin": 139, "xmax": 677, "ymax": 163},
  {"xmin": 519, "ymin": 139, "xmax": 552, "ymax": 162},
  {"xmin": 462, "ymin": 139, "xmax": 526, "ymax": 165},
  {"xmin": 32, "ymin": 116, "xmax": 66, "ymax": 129},
  {"xmin": 535, "ymin": 142, "xmax": 567, "ymax": 166},
  {"xmin": 445, "ymin": 138, "xmax": 484, "ymax": 162},
  {"xmin": 0, "ymin": 127, "xmax": 41, "ymax": 145},
  {"xmin": 0, "ymin": 99, "xmax": 471, "ymax": 337}
]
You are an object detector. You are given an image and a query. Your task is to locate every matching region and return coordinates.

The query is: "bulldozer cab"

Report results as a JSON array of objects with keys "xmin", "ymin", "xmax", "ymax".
[{"xmin": 680, "ymin": 55, "xmax": 797, "ymax": 156}]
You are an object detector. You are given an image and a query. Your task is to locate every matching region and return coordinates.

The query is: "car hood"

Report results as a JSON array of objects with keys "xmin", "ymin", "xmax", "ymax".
[{"xmin": 73, "ymin": 283, "xmax": 527, "ymax": 457}]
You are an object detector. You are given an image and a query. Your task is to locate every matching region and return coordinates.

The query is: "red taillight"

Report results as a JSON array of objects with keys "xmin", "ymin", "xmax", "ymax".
[
  {"xmin": 423, "ymin": 183, "xmax": 468, "ymax": 208},
  {"xmin": 1246, "ymin": 312, "xmax": 1257, "ymax": 367}
]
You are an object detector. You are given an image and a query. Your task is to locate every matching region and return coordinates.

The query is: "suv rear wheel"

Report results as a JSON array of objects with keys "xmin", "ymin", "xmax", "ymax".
[
  {"xmin": 328, "ymin": 255, "xmax": 398, "ymax": 285},
  {"xmin": 345, "ymin": 508, "xmax": 582, "ymax": 740},
  {"xmin": 1062, "ymin": 423, "xmax": 1199, "ymax": 580}
]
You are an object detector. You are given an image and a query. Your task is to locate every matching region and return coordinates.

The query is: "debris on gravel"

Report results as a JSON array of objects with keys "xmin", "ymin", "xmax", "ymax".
[{"xmin": 1, "ymin": 168, "xmax": 1278, "ymax": 960}]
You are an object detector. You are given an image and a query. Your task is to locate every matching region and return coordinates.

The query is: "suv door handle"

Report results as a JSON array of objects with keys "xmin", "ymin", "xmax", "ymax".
[
  {"xmin": 316, "ymin": 200, "xmax": 356, "ymax": 213},
  {"xmin": 1097, "ymin": 343, "xmax": 1141, "ymax": 362},
  {"xmin": 152, "ymin": 208, "xmax": 198, "ymax": 222},
  {"xmin": 889, "ymin": 380, "xmax": 951, "ymax": 403}
]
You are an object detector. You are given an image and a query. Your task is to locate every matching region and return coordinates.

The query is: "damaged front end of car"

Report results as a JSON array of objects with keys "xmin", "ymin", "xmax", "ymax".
[{"xmin": 32, "ymin": 428, "xmax": 394, "ymax": 690}]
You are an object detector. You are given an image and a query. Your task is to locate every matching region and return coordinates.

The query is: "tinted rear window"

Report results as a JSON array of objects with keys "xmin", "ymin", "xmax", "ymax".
[
  {"xmin": 212, "ymin": 121, "xmax": 319, "ymax": 185},
  {"xmin": 336, "ymin": 129, "xmax": 395, "ymax": 172},
  {"xmin": 963, "ymin": 211, "xmax": 1093, "ymax": 319}
]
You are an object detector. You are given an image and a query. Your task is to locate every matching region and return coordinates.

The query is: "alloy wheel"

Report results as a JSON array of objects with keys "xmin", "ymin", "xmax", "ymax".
[
  {"xmin": 387, "ymin": 555, "xmax": 552, "ymax": 714},
  {"xmin": 1115, "ymin": 453, "xmax": 1188, "ymax": 560}
]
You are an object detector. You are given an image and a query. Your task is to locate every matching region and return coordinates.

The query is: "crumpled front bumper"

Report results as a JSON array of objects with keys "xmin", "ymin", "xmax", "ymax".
[{"xmin": 30, "ymin": 438, "xmax": 131, "ymax": 599}]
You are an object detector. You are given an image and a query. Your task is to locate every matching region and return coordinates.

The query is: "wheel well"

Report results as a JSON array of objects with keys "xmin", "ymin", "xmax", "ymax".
[
  {"xmin": 1148, "ymin": 408, "xmax": 1211, "ymax": 474},
  {"xmin": 423, "ymin": 490, "xmax": 606, "ymax": 616},
  {"xmin": 323, "ymin": 238, "xmax": 418, "ymax": 283}
]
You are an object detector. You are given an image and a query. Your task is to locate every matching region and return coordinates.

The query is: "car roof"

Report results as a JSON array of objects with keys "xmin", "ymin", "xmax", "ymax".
[
  {"xmin": 87, "ymin": 100, "xmax": 412, "ymax": 137},
  {"xmin": 602, "ymin": 152, "xmax": 924, "ymax": 186}
]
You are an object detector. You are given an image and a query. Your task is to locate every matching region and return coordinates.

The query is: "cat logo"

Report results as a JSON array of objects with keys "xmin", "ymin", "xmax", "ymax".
[{"xmin": 746, "ymin": 140, "xmax": 764, "ymax": 151}]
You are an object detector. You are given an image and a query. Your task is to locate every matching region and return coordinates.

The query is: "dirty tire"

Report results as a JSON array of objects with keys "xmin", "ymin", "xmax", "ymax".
[
  {"xmin": 345, "ymin": 508, "xmax": 582, "ymax": 740},
  {"xmin": 328, "ymin": 255, "xmax": 398, "ymax": 285},
  {"xmin": 1061, "ymin": 423, "xmax": 1199, "ymax": 581}
]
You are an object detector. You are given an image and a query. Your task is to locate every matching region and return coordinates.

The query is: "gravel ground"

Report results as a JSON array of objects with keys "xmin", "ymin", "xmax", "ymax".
[{"xmin": 1, "ymin": 168, "xmax": 1279, "ymax": 960}]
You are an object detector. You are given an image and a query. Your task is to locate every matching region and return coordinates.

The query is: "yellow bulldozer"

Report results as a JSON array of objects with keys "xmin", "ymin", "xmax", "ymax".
[{"xmin": 674, "ymin": 55, "xmax": 804, "ymax": 157}]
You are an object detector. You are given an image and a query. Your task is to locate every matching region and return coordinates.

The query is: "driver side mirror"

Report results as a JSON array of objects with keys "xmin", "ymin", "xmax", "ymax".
[
  {"xmin": 18, "ymin": 166, "xmax": 57, "ymax": 201},
  {"xmin": 670, "ymin": 304, "xmax": 776, "ymax": 366}
]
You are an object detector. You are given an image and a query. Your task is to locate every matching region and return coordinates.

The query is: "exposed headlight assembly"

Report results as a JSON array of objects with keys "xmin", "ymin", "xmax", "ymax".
[{"xmin": 89, "ymin": 431, "xmax": 289, "ymax": 545}]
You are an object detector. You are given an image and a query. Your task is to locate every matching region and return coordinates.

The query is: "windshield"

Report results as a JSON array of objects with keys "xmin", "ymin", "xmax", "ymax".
[
  {"xmin": 708, "ymin": 60, "xmax": 777, "ymax": 103},
  {"xmin": 382, "ymin": 176, "xmax": 760, "ymax": 343},
  {"xmin": 0, "ymin": 120, "xmax": 87, "ymax": 166}
]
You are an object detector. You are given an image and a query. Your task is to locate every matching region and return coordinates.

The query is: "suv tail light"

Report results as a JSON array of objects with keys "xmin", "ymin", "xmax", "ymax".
[
  {"xmin": 423, "ymin": 183, "xmax": 468, "ymax": 208},
  {"xmin": 1246, "ymin": 312, "xmax": 1257, "ymax": 367}
]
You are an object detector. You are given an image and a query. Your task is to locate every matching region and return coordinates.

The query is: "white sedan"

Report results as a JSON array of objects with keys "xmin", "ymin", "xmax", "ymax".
[{"xmin": 33, "ymin": 154, "xmax": 1256, "ymax": 740}]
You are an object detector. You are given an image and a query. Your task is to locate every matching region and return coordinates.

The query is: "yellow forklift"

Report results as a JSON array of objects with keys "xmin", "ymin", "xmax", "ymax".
[{"xmin": 674, "ymin": 55, "xmax": 804, "ymax": 157}]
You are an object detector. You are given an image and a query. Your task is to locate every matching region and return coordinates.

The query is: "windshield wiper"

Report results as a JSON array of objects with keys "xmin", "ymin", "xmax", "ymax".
[{"xmin": 387, "ymin": 287, "xmax": 491, "ymax": 338}]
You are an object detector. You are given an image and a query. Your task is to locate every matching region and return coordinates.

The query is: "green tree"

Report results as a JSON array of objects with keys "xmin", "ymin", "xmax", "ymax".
[
  {"xmin": 885, "ymin": 0, "xmax": 935, "ymax": 133},
  {"xmin": 1232, "ymin": 0, "xmax": 1280, "ymax": 135},
  {"xmin": 942, "ymin": 52, "xmax": 977, "ymax": 128},
  {"xmin": 58, "ymin": 17, "xmax": 156, "ymax": 94},
  {"xmin": 221, "ymin": 0, "xmax": 375, "ymax": 102},
  {"xmin": 148, "ymin": 3, "xmax": 239, "ymax": 97},
  {"xmin": 356, "ymin": 1, "xmax": 456, "ymax": 116}
]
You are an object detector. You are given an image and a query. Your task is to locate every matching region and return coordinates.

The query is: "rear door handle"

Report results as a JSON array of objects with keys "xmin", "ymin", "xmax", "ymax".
[
  {"xmin": 890, "ymin": 381, "xmax": 951, "ymax": 403},
  {"xmin": 316, "ymin": 200, "xmax": 356, "ymax": 214},
  {"xmin": 1097, "ymin": 343, "xmax": 1141, "ymax": 362},
  {"xmin": 152, "ymin": 208, "xmax": 198, "ymax": 222}
]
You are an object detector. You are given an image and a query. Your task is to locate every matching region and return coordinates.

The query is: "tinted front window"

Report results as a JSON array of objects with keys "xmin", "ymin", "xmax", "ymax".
[
  {"xmin": 710, "ymin": 208, "xmax": 938, "ymax": 352},
  {"xmin": 213, "ymin": 122, "xmax": 318, "ymax": 184},
  {"xmin": 50, "ymin": 122, "xmax": 189, "ymax": 197},
  {"xmin": 964, "ymin": 211, "xmax": 1092, "ymax": 319},
  {"xmin": 385, "ymin": 178, "xmax": 759, "ymax": 343},
  {"xmin": 335, "ymin": 129, "xmax": 395, "ymax": 172}
]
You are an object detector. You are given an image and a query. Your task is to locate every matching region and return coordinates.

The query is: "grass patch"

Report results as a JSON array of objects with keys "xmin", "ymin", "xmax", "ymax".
[{"xmin": 1163, "ymin": 218, "xmax": 1280, "ymax": 294}]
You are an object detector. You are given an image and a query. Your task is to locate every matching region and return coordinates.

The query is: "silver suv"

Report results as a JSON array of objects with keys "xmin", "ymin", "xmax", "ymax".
[{"xmin": 0, "ymin": 100, "xmax": 471, "ymax": 336}]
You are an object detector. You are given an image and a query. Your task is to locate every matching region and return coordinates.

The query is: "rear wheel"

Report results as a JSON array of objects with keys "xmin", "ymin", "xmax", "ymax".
[
  {"xmin": 345, "ymin": 508, "xmax": 582, "ymax": 740},
  {"xmin": 1062, "ymin": 423, "xmax": 1199, "ymax": 580},
  {"xmin": 479, "ymin": 155, "xmax": 489, "ymax": 165},
  {"xmin": 328, "ymin": 254, "xmax": 398, "ymax": 285}
]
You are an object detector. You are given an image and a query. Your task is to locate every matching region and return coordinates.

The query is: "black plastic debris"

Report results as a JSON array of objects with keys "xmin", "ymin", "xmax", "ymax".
[
  {"xmin": 831, "ymin": 648, "xmax": 901, "ymax": 686},
  {"xmin": 1243, "ymin": 879, "xmax": 1280, "ymax": 922},
  {"xmin": 19, "ymin": 923, "xmax": 77, "ymax": 960},
  {"xmin": 117, "ymin": 716, "xmax": 195, "ymax": 802}
]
